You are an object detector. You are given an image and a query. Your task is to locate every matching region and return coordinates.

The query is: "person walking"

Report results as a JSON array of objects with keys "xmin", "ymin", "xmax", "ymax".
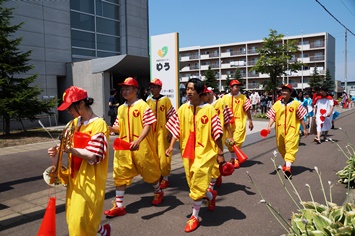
[
  {"xmin": 47, "ymin": 86, "xmax": 111, "ymax": 236},
  {"xmin": 146, "ymin": 78, "xmax": 176, "ymax": 189},
  {"xmin": 165, "ymin": 78, "xmax": 225, "ymax": 233},
  {"xmin": 104, "ymin": 77, "xmax": 164, "ymax": 218},
  {"xmin": 108, "ymin": 89, "xmax": 119, "ymax": 134},
  {"xmin": 265, "ymin": 84, "xmax": 308, "ymax": 178},
  {"xmin": 222, "ymin": 80, "xmax": 254, "ymax": 168},
  {"xmin": 313, "ymin": 86, "xmax": 334, "ymax": 143},
  {"xmin": 201, "ymin": 86, "xmax": 234, "ymax": 188},
  {"xmin": 250, "ymin": 90, "xmax": 260, "ymax": 115}
]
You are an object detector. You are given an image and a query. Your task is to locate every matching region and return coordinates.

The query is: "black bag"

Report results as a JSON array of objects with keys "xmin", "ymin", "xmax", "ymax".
[{"xmin": 108, "ymin": 108, "xmax": 116, "ymax": 116}]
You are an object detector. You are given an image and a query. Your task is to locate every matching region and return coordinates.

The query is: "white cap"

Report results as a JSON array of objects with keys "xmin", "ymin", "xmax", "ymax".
[{"xmin": 207, "ymin": 87, "xmax": 214, "ymax": 91}]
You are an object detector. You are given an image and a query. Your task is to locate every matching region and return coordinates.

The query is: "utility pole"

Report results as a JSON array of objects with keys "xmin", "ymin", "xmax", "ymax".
[{"xmin": 344, "ymin": 29, "xmax": 347, "ymax": 93}]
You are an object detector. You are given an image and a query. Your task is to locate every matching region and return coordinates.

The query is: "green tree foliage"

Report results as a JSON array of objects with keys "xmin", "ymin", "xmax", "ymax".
[
  {"xmin": 234, "ymin": 68, "xmax": 245, "ymax": 90},
  {"xmin": 252, "ymin": 29, "xmax": 303, "ymax": 101},
  {"xmin": 203, "ymin": 66, "xmax": 218, "ymax": 90},
  {"xmin": 0, "ymin": 1, "xmax": 56, "ymax": 134},
  {"xmin": 322, "ymin": 69, "xmax": 335, "ymax": 92},
  {"xmin": 308, "ymin": 66, "xmax": 323, "ymax": 89}
]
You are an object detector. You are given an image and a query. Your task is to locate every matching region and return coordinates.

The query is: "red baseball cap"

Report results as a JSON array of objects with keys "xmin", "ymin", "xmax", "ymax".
[
  {"xmin": 281, "ymin": 84, "xmax": 293, "ymax": 91},
  {"xmin": 230, "ymin": 80, "xmax": 242, "ymax": 87},
  {"xmin": 58, "ymin": 86, "xmax": 88, "ymax": 111},
  {"xmin": 118, "ymin": 77, "xmax": 139, "ymax": 88},
  {"xmin": 149, "ymin": 78, "xmax": 162, "ymax": 87},
  {"xmin": 203, "ymin": 85, "xmax": 213, "ymax": 94}
]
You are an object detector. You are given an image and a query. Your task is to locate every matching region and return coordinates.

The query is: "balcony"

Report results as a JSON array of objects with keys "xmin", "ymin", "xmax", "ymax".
[{"xmin": 310, "ymin": 55, "xmax": 324, "ymax": 61}]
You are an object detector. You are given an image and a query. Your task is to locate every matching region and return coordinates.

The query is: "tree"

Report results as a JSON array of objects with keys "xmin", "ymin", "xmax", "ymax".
[
  {"xmin": 203, "ymin": 66, "xmax": 218, "ymax": 90},
  {"xmin": 322, "ymin": 69, "xmax": 335, "ymax": 92},
  {"xmin": 0, "ymin": 1, "xmax": 56, "ymax": 134},
  {"xmin": 233, "ymin": 68, "xmax": 245, "ymax": 90},
  {"xmin": 308, "ymin": 66, "xmax": 323, "ymax": 89},
  {"xmin": 224, "ymin": 74, "xmax": 231, "ymax": 92},
  {"xmin": 252, "ymin": 29, "xmax": 303, "ymax": 102}
]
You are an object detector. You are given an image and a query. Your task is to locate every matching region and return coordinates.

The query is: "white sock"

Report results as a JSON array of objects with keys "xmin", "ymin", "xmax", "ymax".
[
  {"xmin": 153, "ymin": 182, "xmax": 161, "ymax": 193},
  {"xmin": 97, "ymin": 224, "xmax": 107, "ymax": 236},
  {"xmin": 209, "ymin": 179, "xmax": 216, "ymax": 190},
  {"xmin": 230, "ymin": 152, "xmax": 236, "ymax": 160},
  {"xmin": 286, "ymin": 161, "xmax": 292, "ymax": 168},
  {"xmin": 205, "ymin": 190, "xmax": 213, "ymax": 200},
  {"xmin": 115, "ymin": 190, "xmax": 125, "ymax": 208},
  {"xmin": 192, "ymin": 200, "xmax": 202, "ymax": 218}
]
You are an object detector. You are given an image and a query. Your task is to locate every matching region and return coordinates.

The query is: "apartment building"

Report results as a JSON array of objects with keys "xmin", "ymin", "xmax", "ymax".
[{"xmin": 179, "ymin": 32, "xmax": 335, "ymax": 91}]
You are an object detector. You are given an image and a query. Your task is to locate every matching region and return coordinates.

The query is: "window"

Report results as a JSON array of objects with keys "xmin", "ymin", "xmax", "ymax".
[
  {"xmin": 97, "ymin": 34, "xmax": 120, "ymax": 51},
  {"xmin": 71, "ymin": 0, "xmax": 94, "ymax": 14},
  {"xmin": 97, "ymin": 51, "xmax": 119, "ymax": 57},
  {"xmin": 97, "ymin": 17, "xmax": 120, "ymax": 35},
  {"xmin": 96, "ymin": 0, "xmax": 119, "ymax": 19},
  {"xmin": 72, "ymin": 48, "xmax": 96, "ymax": 57},
  {"xmin": 314, "ymin": 52, "xmax": 323, "ymax": 60},
  {"xmin": 71, "ymin": 30, "xmax": 95, "ymax": 49},
  {"xmin": 303, "ymin": 53, "xmax": 309, "ymax": 58},
  {"xmin": 71, "ymin": 12, "xmax": 95, "ymax": 31},
  {"xmin": 314, "ymin": 40, "xmax": 323, "ymax": 47}
]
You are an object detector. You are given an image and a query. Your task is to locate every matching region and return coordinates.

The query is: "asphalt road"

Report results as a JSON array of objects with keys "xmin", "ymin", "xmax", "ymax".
[{"xmin": 1, "ymin": 108, "xmax": 354, "ymax": 236}]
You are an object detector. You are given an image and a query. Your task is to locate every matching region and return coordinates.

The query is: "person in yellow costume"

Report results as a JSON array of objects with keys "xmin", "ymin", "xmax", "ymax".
[
  {"xmin": 265, "ymin": 84, "xmax": 308, "ymax": 179},
  {"xmin": 222, "ymin": 80, "xmax": 254, "ymax": 168},
  {"xmin": 104, "ymin": 77, "xmax": 164, "ymax": 218},
  {"xmin": 201, "ymin": 86, "xmax": 234, "ymax": 188},
  {"xmin": 47, "ymin": 86, "xmax": 111, "ymax": 236},
  {"xmin": 146, "ymin": 78, "xmax": 176, "ymax": 189},
  {"xmin": 165, "ymin": 78, "xmax": 225, "ymax": 233}
]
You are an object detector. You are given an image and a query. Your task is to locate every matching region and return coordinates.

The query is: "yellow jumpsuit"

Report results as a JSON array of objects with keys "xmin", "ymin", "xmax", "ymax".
[
  {"xmin": 66, "ymin": 117, "xmax": 109, "ymax": 236},
  {"xmin": 222, "ymin": 93, "xmax": 251, "ymax": 149},
  {"xmin": 146, "ymin": 96, "xmax": 176, "ymax": 177},
  {"xmin": 266, "ymin": 99, "xmax": 307, "ymax": 163},
  {"xmin": 210, "ymin": 99, "xmax": 232, "ymax": 179},
  {"xmin": 113, "ymin": 99, "xmax": 161, "ymax": 186},
  {"xmin": 166, "ymin": 102, "xmax": 223, "ymax": 200}
]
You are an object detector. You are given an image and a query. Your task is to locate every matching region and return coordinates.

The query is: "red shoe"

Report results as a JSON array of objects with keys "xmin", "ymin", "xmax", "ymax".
[
  {"xmin": 102, "ymin": 224, "xmax": 111, "ymax": 236},
  {"xmin": 160, "ymin": 179, "xmax": 170, "ymax": 189},
  {"xmin": 216, "ymin": 176, "xmax": 222, "ymax": 187},
  {"xmin": 152, "ymin": 190, "xmax": 164, "ymax": 205},
  {"xmin": 104, "ymin": 205, "xmax": 126, "ymax": 218},
  {"xmin": 207, "ymin": 188, "xmax": 217, "ymax": 211},
  {"xmin": 184, "ymin": 215, "xmax": 200, "ymax": 233},
  {"xmin": 230, "ymin": 159, "xmax": 240, "ymax": 169},
  {"xmin": 282, "ymin": 165, "xmax": 292, "ymax": 179}
]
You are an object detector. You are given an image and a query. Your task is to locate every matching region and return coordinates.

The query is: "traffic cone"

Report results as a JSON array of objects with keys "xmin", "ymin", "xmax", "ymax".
[
  {"xmin": 113, "ymin": 138, "xmax": 131, "ymax": 150},
  {"xmin": 231, "ymin": 145, "xmax": 248, "ymax": 164},
  {"xmin": 343, "ymin": 100, "xmax": 348, "ymax": 109},
  {"xmin": 37, "ymin": 197, "xmax": 56, "ymax": 236},
  {"xmin": 182, "ymin": 132, "xmax": 195, "ymax": 159},
  {"xmin": 260, "ymin": 129, "xmax": 270, "ymax": 138}
]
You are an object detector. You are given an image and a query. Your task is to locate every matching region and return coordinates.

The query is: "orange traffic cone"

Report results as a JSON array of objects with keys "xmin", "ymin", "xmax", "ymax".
[
  {"xmin": 182, "ymin": 132, "xmax": 195, "ymax": 159},
  {"xmin": 38, "ymin": 197, "xmax": 56, "ymax": 236},
  {"xmin": 113, "ymin": 138, "xmax": 131, "ymax": 150},
  {"xmin": 231, "ymin": 145, "xmax": 248, "ymax": 164},
  {"xmin": 343, "ymin": 100, "xmax": 348, "ymax": 109}
]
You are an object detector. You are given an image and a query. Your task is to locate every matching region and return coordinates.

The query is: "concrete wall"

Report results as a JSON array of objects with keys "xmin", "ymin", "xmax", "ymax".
[
  {"xmin": 70, "ymin": 61, "xmax": 110, "ymax": 125},
  {"xmin": 120, "ymin": 0, "xmax": 149, "ymax": 57},
  {"xmin": 5, "ymin": 1, "xmax": 71, "ymax": 98}
]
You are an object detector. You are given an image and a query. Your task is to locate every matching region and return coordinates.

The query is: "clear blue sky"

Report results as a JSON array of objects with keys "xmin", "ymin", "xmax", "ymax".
[{"xmin": 148, "ymin": 0, "xmax": 355, "ymax": 82}]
